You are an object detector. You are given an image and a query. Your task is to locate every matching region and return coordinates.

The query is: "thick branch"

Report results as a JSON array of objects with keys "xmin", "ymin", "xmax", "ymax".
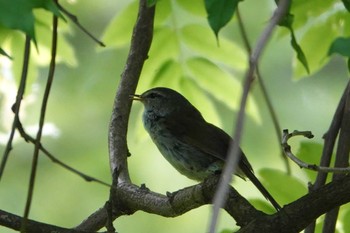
[
  {"xmin": 76, "ymin": 1, "xmax": 155, "ymax": 231},
  {"xmin": 238, "ymin": 175, "xmax": 350, "ymax": 233},
  {"xmin": 323, "ymin": 82, "xmax": 350, "ymax": 232},
  {"xmin": 76, "ymin": 174, "xmax": 350, "ymax": 232},
  {"xmin": 108, "ymin": 0, "xmax": 155, "ymax": 183}
]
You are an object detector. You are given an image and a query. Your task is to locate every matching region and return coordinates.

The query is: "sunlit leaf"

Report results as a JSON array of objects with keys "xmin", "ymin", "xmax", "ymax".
[
  {"xmin": 151, "ymin": 59, "xmax": 182, "ymax": 87},
  {"xmin": 180, "ymin": 78, "xmax": 222, "ymax": 127},
  {"xmin": 297, "ymin": 142, "xmax": 324, "ymax": 182},
  {"xmin": 102, "ymin": 1, "xmax": 138, "ymax": 47},
  {"xmin": 259, "ymin": 169, "xmax": 307, "ymax": 204},
  {"xmin": 293, "ymin": 16, "xmax": 340, "ymax": 79},
  {"xmin": 177, "ymin": 0, "xmax": 206, "ymax": 16},
  {"xmin": 103, "ymin": 0, "xmax": 170, "ymax": 48},
  {"xmin": 343, "ymin": 209, "xmax": 350, "ymax": 233},
  {"xmin": 181, "ymin": 24, "xmax": 246, "ymax": 70},
  {"xmin": 186, "ymin": 57, "xmax": 260, "ymax": 123}
]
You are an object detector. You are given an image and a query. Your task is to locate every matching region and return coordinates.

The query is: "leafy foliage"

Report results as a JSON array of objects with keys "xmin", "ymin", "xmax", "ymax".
[
  {"xmin": 1, "ymin": 0, "xmax": 350, "ymax": 232},
  {"xmin": 103, "ymin": 0, "xmax": 260, "ymax": 126},
  {"xmin": 0, "ymin": 0, "xmax": 62, "ymax": 44},
  {"xmin": 204, "ymin": 0, "xmax": 240, "ymax": 38},
  {"xmin": 290, "ymin": 0, "xmax": 350, "ymax": 78}
]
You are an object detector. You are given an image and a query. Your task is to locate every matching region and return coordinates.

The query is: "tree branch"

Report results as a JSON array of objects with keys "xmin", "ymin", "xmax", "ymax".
[
  {"xmin": 0, "ymin": 36, "xmax": 31, "ymax": 180},
  {"xmin": 282, "ymin": 130, "xmax": 350, "ymax": 173},
  {"xmin": 304, "ymin": 81, "xmax": 349, "ymax": 233},
  {"xmin": 238, "ymin": 175, "xmax": 350, "ymax": 233},
  {"xmin": 73, "ymin": 173, "xmax": 350, "ymax": 232},
  {"xmin": 236, "ymin": 5, "xmax": 291, "ymax": 174},
  {"xmin": 108, "ymin": 0, "xmax": 155, "ymax": 183},
  {"xmin": 209, "ymin": 1, "xmax": 290, "ymax": 232},
  {"xmin": 0, "ymin": 209, "xmax": 104, "ymax": 233},
  {"xmin": 323, "ymin": 82, "xmax": 350, "ymax": 232},
  {"xmin": 76, "ymin": 1, "xmax": 155, "ymax": 231}
]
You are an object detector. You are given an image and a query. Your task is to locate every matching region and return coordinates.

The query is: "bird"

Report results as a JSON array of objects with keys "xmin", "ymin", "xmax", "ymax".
[{"xmin": 131, "ymin": 87, "xmax": 281, "ymax": 211}]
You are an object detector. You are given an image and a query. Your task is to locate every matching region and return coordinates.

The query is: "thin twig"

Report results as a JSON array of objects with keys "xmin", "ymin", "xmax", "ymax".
[
  {"xmin": 282, "ymin": 129, "xmax": 350, "ymax": 173},
  {"xmin": 0, "ymin": 37, "xmax": 31, "ymax": 180},
  {"xmin": 236, "ymin": 7, "xmax": 291, "ymax": 174},
  {"xmin": 209, "ymin": 1, "xmax": 290, "ymax": 232},
  {"xmin": 21, "ymin": 14, "xmax": 59, "ymax": 232},
  {"xmin": 56, "ymin": 3, "xmax": 105, "ymax": 47},
  {"xmin": 15, "ymin": 120, "xmax": 110, "ymax": 187}
]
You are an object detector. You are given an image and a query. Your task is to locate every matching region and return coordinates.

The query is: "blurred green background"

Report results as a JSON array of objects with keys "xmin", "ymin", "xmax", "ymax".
[{"xmin": 0, "ymin": 0, "xmax": 349, "ymax": 232}]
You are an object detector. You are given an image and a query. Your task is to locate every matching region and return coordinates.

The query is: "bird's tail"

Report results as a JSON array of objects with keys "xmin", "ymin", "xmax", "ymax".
[{"xmin": 241, "ymin": 165, "xmax": 281, "ymax": 211}]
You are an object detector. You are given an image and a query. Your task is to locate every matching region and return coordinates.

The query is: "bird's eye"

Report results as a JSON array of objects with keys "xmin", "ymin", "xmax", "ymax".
[{"xmin": 148, "ymin": 92, "xmax": 161, "ymax": 99}]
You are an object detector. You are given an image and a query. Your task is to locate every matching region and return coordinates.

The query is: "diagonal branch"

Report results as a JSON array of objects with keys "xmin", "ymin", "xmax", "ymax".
[
  {"xmin": 56, "ymin": 3, "xmax": 105, "ymax": 47},
  {"xmin": 236, "ymin": 5, "xmax": 291, "ymax": 174},
  {"xmin": 21, "ymin": 14, "xmax": 59, "ymax": 231},
  {"xmin": 15, "ymin": 119, "xmax": 110, "ymax": 187},
  {"xmin": 0, "ymin": 36, "xmax": 31, "ymax": 180},
  {"xmin": 209, "ymin": 1, "xmax": 290, "ymax": 232}
]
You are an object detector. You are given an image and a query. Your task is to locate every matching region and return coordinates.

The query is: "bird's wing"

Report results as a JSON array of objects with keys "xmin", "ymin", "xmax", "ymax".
[
  {"xmin": 165, "ymin": 112, "xmax": 253, "ymax": 173},
  {"xmin": 165, "ymin": 113, "xmax": 281, "ymax": 210}
]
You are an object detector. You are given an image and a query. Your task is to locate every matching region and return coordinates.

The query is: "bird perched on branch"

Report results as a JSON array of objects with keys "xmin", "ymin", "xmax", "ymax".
[{"xmin": 131, "ymin": 87, "xmax": 281, "ymax": 211}]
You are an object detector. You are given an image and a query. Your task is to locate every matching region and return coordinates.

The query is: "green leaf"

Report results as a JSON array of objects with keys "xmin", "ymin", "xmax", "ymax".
[
  {"xmin": 343, "ymin": 208, "xmax": 350, "ymax": 233},
  {"xmin": 147, "ymin": 0, "xmax": 157, "ymax": 7},
  {"xmin": 328, "ymin": 37, "xmax": 350, "ymax": 57},
  {"xmin": 279, "ymin": 12, "xmax": 309, "ymax": 74},
  {"xmin": 177, "ymin": 0, "xmax": 206, "ymax": 16},
  {"xmin": 0, "ymin": 0, "xmax": 62, "ymax": 42},
  {"xmin": 342, "ymin": 0, "xmax": 350, "ymax": 12},
  {"xmin": 0, "ymin": 47, "xmax": 12, "ymax": 59},
  {"xmin": 180, "ymin": 78, "xmax": 222, "ymax": 127},
  {"xmin": 259, "ymin": 169, "xmax": 307, "ymax": 204},
  {"xmin": 297, "ymin": 142, "xmax": 324, "ymax": 182},
  {"xmin": 181, "ymin": 24, "xmax": 246, "ymax": 70},
  {"xmin": 103, "ymin": 0, "xmax": 170, "ymax": 48},
  {"xmin": 204, "ymin": 0, "xmax": 240, "ymax": 37},
  {"xmin": 185, "ymin": 57, "xmax": 260, "ymax": 123},
  {"xmin": 151, "ymin": 59, "xmax": 182, "ymax": 87},
  {"xmin": 249, "ymin": 198, "xmax": 276, "ymax": 213},
  {"xmin": 292, "ymin": 16, "xmax": 340, "ymax": 79},
  {"xmin": 289, "ymin": 27, "xmax": 309, "ymax": 74},
  {"xmin": 102, "ymin": 1, "xmax": 138, "ymax": 48}
]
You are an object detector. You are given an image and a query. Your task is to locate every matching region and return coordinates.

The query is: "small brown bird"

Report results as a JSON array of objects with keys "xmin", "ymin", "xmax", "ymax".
[{"xmin": 131, "ymin": 87, "xmax": 281, "ymax": 211}]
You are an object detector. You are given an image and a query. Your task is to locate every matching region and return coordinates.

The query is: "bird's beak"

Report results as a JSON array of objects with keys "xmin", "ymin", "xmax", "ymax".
[{"xmin": 129, "ymin": 94, "xmax": 142, "ymax": 101}]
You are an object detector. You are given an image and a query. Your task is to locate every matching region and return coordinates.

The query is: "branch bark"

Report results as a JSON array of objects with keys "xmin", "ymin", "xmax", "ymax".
[
  {"xmin": 108, "ymin": 0, "xmax": 155, "ymax": 183},
  {"xmin": 2, "ymin": 174, "xmax": 350, "ymax": 232},
  {"xmin": 0, "ymin": 209, "xmax": 101, "ymax": 233}
]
